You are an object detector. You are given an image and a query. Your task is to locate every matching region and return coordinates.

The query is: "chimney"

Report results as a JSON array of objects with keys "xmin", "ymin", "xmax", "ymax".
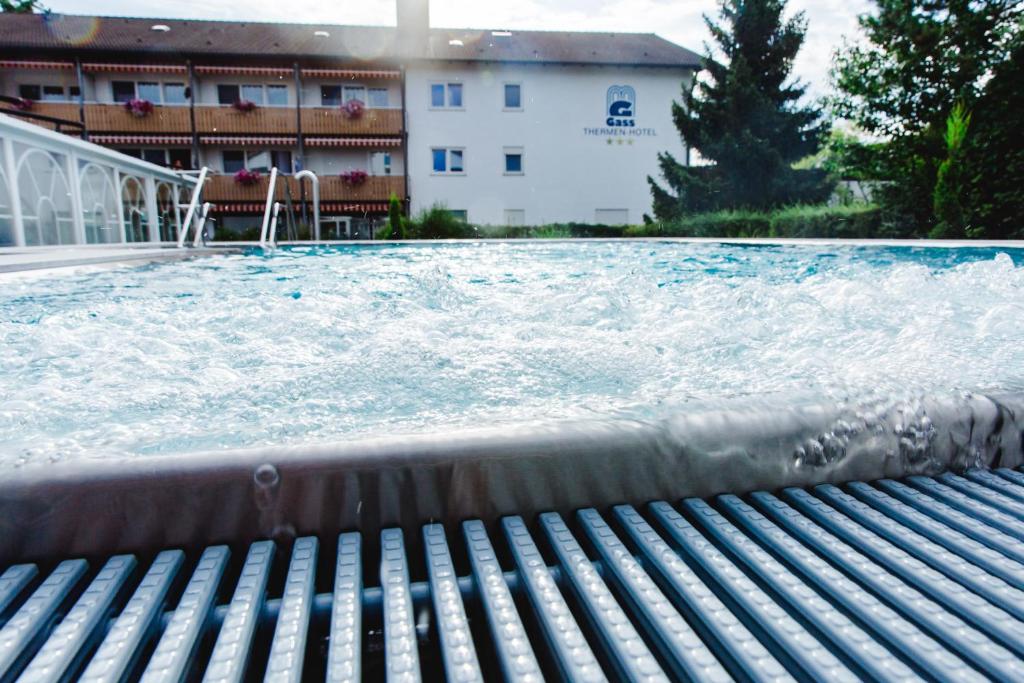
[{"xmin": 397, "ymin": 0, "xmax": 430, "ymax": 54}]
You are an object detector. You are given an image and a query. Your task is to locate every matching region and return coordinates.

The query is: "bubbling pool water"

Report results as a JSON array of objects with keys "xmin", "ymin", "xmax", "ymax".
[{"xmin": 1, "ymin": 242, "xmax": 1022, "ymax": 465}]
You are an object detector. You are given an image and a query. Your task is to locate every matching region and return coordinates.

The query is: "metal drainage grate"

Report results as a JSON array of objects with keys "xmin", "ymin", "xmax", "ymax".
[{"xmin": 3, "ymin": 469, "xmax": 1024, "ymax": 682}]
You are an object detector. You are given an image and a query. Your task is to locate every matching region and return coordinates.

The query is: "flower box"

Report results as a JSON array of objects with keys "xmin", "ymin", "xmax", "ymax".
[
  {"xmin": 124, "ymin": 98, "xmax": 154, "ymax": 118},
  {"xmin": 233, "ymin": 169, "xmax": 262, "ymax": 186},
  {"xmin": 340, "ymin": 169, "xmax": 368, "ymax": 186},
  {"xmin": 232, "ymin": 99, "xmax": 258, "ymax": 113},
  {"xmin": 341, "ymin": 99, "xmax": 365, "ymax": 119}
]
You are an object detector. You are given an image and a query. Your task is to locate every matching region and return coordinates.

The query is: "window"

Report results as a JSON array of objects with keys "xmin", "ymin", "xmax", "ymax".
[
  {"xmin": 222, "ymin": 150, "xmax": 246, "ymax": 173},
  {"xmin": 430, "ymin": 83, "xmax": 463, "ymax": 109},
  {"xmin": 112, "ymin": 81, "xmax": 136, "ymax": 103},
  {"xmin": 223, "ymin": 150, "xmax": 291, "ymax": 174},
  {"xmin": 271, "ymin": 150, "xmax": 293, "ymax": 173},
  {"xmin": 448, "ymin": 83, "xmax": 463, "ymax": 107},
  {"xmin": 217, "ymin": 84, "xmax": 241, "ymax": 105},
  {"xmin": 168, "ymin": 149, "xmax": 191, "ymax": 169},
  {"xmin": 505, "ymin": 209, "xmax": 525, "ymax": 226},
  {"xmin": 117, "ymin": 148, "xmax": 142, "ymax": 159},
  {"xmin": 321, "ymin": 85, "xmax": 342, "ymax": 106},
  {"xmin": 343, "ymin": 86, "xmax": 366, "ymax": 104},
  {"xmin": 368, "ymin": 88, "xmax": 389, "ymax": 107},
  {"xmin": 595, "ymin": 209, "xmax": 629, "ymax": 225},
  {"xmin": 18, "ymin": 84, "xmax": 41, "ymax": 100},
  {"xmin": 69, "ymin": 86, "xmax": 81, "ymax": 99},
  {"xmin": 431, "ymin": 148, "xmax": 466, "ymax": 174},
  {"xmin": 430, "ymin": 84, "xmax": 445, "ymax": 107},
  {"xmin": 41, "ymin": 86, "xmax": 65, "ymax": 102},
  {"xmin": 370, "ymin": 151, "xmax": 392, "ymax": 176},
  {"xmin": 504, "ymin": 83, "xmax": 522, "ymax": 109},
  {"xmin": 142, "ymin": 149, "xmax": 167, "ymax": 165},
  {"xmin": 137, "ymin": 82, "xmax": 161, "ymax": 102},
  {"xmin": 267, "ymin": 85, "xmax": 288, "ymax": 106},
  {"xmin": 163, "ymin": 83, "xmax": 187, "ymax": 104},
  {"xmin": 241, "ymin": 84, "xmax": 265, "ymax": 104},
  {"xmin": 504, "ymin": 148, "xmax": 523, "ymax": 175}
]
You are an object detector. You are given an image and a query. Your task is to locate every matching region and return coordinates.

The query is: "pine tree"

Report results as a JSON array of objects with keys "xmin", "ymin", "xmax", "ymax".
[{"xmin": 650, "ymin": 0, "xmax": 830, "ymax": 220}]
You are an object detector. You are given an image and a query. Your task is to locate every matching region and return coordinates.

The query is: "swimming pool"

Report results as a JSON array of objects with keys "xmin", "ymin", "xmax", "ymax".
[{"xmin": 2, "ymin": 241, "xmax": 1023, "ymax": 466}]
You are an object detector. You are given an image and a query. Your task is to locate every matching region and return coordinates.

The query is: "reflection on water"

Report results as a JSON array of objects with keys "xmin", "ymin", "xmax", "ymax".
[{"xmin": 0, "ymin": 241, "xmax": 1022, "ymax": 464}]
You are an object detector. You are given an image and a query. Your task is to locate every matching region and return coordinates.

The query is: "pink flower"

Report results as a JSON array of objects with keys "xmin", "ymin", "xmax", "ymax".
[
  {"xmin": 340, "ymin": 169, "xmax": 368, "ymax": 186},
  {"xmin": 341, "ymin": 98, "xmax": 365, "ymax": 119},
  {"xmin": 233, "ymin": 169, "xmax": 262, "ymax": 186},
  {"xmin": 124, "ymin": 98, "xmax": 154, "ymax": 117},
  {"xmin": 232, "ymin": 99, "xmax": 257, "ymax": 113},
  {"xmin": 13, "ymin": 97, "xmax": 34, "ymax": 111}
]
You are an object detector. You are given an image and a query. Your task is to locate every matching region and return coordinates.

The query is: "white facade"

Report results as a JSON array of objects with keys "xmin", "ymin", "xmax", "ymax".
[{"xmin": 405, "ymin": 61, "xmax": 692, "ymax": 225}]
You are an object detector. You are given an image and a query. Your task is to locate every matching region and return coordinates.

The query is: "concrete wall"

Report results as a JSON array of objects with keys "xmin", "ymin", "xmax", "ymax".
[{"xmin": 405, "ymin": 61, "xmax": 692, "ymax": 225}]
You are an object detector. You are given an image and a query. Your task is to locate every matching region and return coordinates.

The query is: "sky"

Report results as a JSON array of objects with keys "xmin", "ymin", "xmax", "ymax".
[{"xmin": 43, "ymin": 0, "xmax": 875, "ymax": 100}]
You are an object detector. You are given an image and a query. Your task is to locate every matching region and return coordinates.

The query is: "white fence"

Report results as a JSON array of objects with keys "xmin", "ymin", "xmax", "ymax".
[{"xmin": 0, "ymin": 113, "xmax": 196, "ymax": 248}]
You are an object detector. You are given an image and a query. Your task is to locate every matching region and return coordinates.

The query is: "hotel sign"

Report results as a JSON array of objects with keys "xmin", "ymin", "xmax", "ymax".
[{"xmin": 584, "ymin": 85, "xmax": 657, "ymax": 141}]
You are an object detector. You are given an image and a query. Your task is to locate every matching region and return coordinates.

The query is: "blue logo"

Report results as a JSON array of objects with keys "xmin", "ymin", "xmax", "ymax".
[{"xmin": 606, "ymin": 85, "xmax": 636, "ymax": 127}]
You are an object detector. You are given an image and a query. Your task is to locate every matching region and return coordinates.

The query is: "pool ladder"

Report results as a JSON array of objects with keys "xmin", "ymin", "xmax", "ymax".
[{"xmin": 259, "ymin": 168, "xmax": 321, "ymax": 249}]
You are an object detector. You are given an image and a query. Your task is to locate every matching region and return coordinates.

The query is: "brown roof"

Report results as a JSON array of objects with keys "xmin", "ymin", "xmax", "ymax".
[{"xmin": 0, "ymin": 13, "xmax": 700, "ymax": 68}]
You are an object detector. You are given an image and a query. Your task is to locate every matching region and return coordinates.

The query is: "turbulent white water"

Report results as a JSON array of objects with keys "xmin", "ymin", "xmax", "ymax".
[{"xmin": 1, "ymin": 242, "xmax": 1022, "ymax": 465}]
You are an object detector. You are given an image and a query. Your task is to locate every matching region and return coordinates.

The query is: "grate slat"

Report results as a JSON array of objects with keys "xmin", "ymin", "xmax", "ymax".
[
  {"xmin": 0, "ymin": 566, "xmax": 38, "ymax": 623},
  {"xmin": 422, "ymin": 524, "xmax": 482, "ymax": 683},
  {"xmin": 684, "ymin": 497, "xmax": 921, "ymax": 682},
  {"xmin": 502, "ymin": 515, "xmax": 606, "ymax": 683},
  {"xmin": 539, "ymin": 512, "xmax": 667, "ymax": 682},
  {"xmin": 719, "ymin": 493, "xmax": 974, "ymax": 683},
  {"xmin": 649, "ymin": 501, "xmax": 856, "ymax": 682},
  {"xmin": 380, "ymin": 528, "xmax": 420, "ymax": 683},
  {"xmin": 818, "ymin": 484, "xmax": 1024, "ymax": 619},
  {"xmin": 201, "ymin": 541, "xmax": 274, "ymax": 683},
  {"xmin": 140, "ymin": 546, "xmax": 229, "ymax": 683},
  {"xmin": 936, "ymin": 472, "xmax": 1024, "ymax": 521},
  {"xmin": 906, "ymin": 476, "xmax": 1024, "ymax": 541},
  {"xmin": 78, "ymin": 550, "xmax": 184, "ymax": 683},
  {"xmin": 752, "ymin": 491, "xmax": 1024, "ymax": 682},
  {"xmin": 325, "ymin": 533, "xmax": 361, "ymax": 683},
  {"xmin": 994, "ymin": 467, "xmax": 1024, "ymax": 488},
  {"xmin": 613, "ymin": 505, "xmax": 793, "ymax": 683},
  {"xmin": 0, "ymin": 560, "xmax": 87, "ymax": 679},
  {"xmin": 784, "ymin": 487, "xmax": 1024, "ymax": 659},
  {"xmin": 17, "ymin": 555, "xmax": 136, "ymax": 682},
  {"xmin": 876, "ymin": 479, "xmax": 1024, "ymax": 563},
  {"xmin": 462, "ymin": 520, "xmax": 541, "ymax": 683},
  {"xmin": 576, "ymin": 509, "xmax": 731, "ymax": 683},
  {"xmin": 965, "ymin": 468, "xmax": 1024, "ymax": 504},
  {"xmin": 263, "ymin": 537, "xmax": 317, "ymax": 683}
]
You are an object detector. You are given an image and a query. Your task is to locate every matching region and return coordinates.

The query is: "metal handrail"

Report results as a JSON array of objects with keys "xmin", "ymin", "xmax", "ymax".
[
  {"xmin": 268, "ymin": 202, "xmax": 282, "ymax": 247},
  {"xmin": 177, "ymin": 166, "xmax": 209, "ymax": 248},
  {"xmin": 294, "ymin": 170, "xmax": 320, "ymax": 241},
  {"xmin": 191, "ymin": 202, "xmax": 212, "ymax": 247},
  {"xmin": 258, "ymin": 167, "xmax": 279, "ymax": 248}
]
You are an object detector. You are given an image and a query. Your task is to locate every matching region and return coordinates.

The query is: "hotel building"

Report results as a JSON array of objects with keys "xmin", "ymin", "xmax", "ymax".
[{"xmin": 0, "ymin": 0, "xmax": 698, "ymax": 243}]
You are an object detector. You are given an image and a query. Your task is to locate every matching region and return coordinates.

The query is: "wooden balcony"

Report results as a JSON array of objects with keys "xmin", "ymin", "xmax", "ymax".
[
  {"xmin": 5, "ymin": 103, "xmax": 403, "ymax": 137},
  {"xmin": 300, "ymin": 107, "xmax": 403, "ymax": 136},
  {"xmin": 204, "ymin": 174, "xmax": 403, "ymax": 203}
]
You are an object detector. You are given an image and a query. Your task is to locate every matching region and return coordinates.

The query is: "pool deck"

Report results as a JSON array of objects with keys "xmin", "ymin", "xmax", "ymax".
[{"xmin": 0, "ymin": 245, "xmax": 239, "ymax": 275}]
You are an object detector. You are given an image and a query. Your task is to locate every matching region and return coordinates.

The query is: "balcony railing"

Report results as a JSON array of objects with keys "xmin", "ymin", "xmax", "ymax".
[
  {"xmin": 5, "ymin": 103, "xmax": 404, "ymax": 137},
  {"xmin": 204, "ymin": 174, "xmax": 402, "ymax": 203}
]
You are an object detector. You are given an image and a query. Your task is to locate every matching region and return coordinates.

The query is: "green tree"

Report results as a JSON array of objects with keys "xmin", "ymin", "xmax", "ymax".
[
  {"xmin": 930, "ymin": 103, "xmax": 971, "ymax": 238},
  {"xmin": 960, "ymin": 39, "xmax": 1024, "ymax": 238},
  {"xmin": 831, "ymin": 0, "xmax": 1023, "ymax": 235},
  {"xmin": 650, "ymin": 0, "xmax": 831, "ymax": 219},
  {"xmin": 0, "ymin": 0, "xmax": 45, "ymax": 11}
]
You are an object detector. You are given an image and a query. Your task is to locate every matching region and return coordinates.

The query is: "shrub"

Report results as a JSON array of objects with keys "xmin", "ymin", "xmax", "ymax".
[
  {"xmin": 387, "ymin": 193, "xmax": 405, "ymax": 239},
  {"xmin": 406, "ymin": 204, "xmax": 477, "ymax": 239},
  {"xmin": 645, "ymin": 204, "xmax": 882, "ymax": 239}
]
